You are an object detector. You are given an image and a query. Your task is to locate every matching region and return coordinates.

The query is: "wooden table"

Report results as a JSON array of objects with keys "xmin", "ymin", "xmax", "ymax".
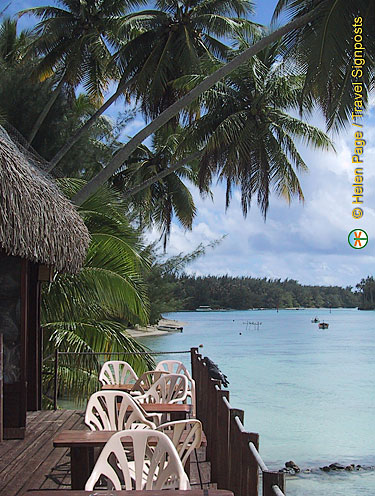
[
  {"xmin": 129, "ymin": 403, "xmax": 191, "ymax": 423},
  {"xmin": 25, "ymin": 490, "xmax": 233, "ymax": 496},
  {"xmin": 108, "ymin": 400, "xmax": 191, "ymax": 420},
  {"xmin": 101, "ymin": 384, "xmax": 135, "ymax": 392},
  {"xmin": 54, "ymin": 425, "xmax": 204, "ymax": 490},
  {"xmin": 139, "ymin": 403, "xmax": 191, "ymax": 420}
]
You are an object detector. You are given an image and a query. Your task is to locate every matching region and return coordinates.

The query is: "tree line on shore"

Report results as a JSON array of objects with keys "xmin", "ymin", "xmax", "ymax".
[{"xmin": 148, "ymin": 271, "xmax": 367, "ymax": 321}]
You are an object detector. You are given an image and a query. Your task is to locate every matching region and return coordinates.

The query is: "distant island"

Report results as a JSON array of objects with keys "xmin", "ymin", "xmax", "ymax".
[
  {"xmin": 147, "ymin": 268, "xmax": 375, "ymax": 322},
  {"xmin": 148, "ymin": 275, "xmax": 375, "ymax": 322},
  {"xmin": 173, "ymin": 276, "xmax": 359, "ymax": 310}
]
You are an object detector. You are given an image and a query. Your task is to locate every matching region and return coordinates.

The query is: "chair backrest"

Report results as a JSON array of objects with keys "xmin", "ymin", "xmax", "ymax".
[
  {"xmin": 135, "ymin": 374, "xmax": 188, "ymax": 404},
  {"xmin": 156, "ymin": 419, "xmax": 202, "ymax": 467},
  {"xmin": 99, "ymin": 360, "xmax": 138, "ymax": 386},
  {"xmin": 131, "ymin": 370, "xmax": 170, "ymax": 395},
  {"xmin": 85, "ymin": 429, "xmax": 190, "ymax": 491},
  {"xmin": 156, "ymin": 360, "xmax": 196, "ymax": 416},
  {"xmin": 85, "ymin": 391, "xmax": 156, "ymax": 431},
  {"xmin": 156, "ymin": 360, "xmax": 193, "ymax": 381}
]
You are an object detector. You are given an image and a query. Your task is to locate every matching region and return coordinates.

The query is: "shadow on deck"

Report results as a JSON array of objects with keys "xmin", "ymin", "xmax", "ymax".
[{"xmin": 0, "ymin": 410, "xmax": 212, "ymax": 496}]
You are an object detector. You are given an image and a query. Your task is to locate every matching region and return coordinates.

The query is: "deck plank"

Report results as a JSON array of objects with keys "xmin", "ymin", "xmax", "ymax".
[
  {"xmin": 0, "ymin": 410, "xmax": 213, "ymax": 496},
  {"xmin": 41, "ymin": 412, "xmax": 86, "ymax": 490},
  {"xmin": 0, "ymin": 410, "xmax": 83, "ymax": 496},
  {"xmin": 0, "ymin": 410, "xmax": 73, "ymax": 488},
  {"xmin": 0, "ymin": 409, "xmax": 67, "ymax": 465},
  {"xmin": 14, "ymin": 411, "xmax": 84, "ymax": 495}
]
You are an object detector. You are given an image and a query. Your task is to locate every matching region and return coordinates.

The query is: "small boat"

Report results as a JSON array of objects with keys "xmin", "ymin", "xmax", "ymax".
[
  {"xmin": 196, "ymin": 306, "xmax": 213, "ymax": 312},
  {"xmin": 311, "ymin": 317, "xmax": 320, "ymax": 323},
  {"xmin": 157, "ymin": 324, "xmax": 183, "ymax": 332},
  {"xmin": 318, "ymin": 322, "xmax": 329, "ymax": 329}
]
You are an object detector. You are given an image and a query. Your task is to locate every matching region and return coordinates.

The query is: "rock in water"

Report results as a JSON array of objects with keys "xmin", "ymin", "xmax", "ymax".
[
  {"xmin": 329, "ymin": 463, "xmax": 345, "ymax": 470},
  {"xmin": 285, "ymin": 461, "xmax": 300, "ymax": 473}
]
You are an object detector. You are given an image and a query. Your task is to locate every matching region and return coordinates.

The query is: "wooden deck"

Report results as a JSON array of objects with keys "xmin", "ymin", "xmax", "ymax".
[{"xmin": 0, "ymin": 410, "xmax": 213, "ymax": 496}]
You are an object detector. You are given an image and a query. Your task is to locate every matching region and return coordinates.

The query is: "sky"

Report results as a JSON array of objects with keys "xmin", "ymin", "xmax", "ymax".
[{"xmin": 3, "ymin": 0, "xmax": 375, "ymax": 288}]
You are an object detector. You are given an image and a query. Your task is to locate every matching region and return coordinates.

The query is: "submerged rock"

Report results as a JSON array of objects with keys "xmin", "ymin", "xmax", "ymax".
[
  {"xmin": 285, "ymin": 460, "xmax": 300, "ymax": 473},
  {"xmin": 280, "ymin": 461, "xmax": 375, "ymax": 475},
  {"xmin": 320, "ymin": 466, "xmax": 331, "ymax": 472},
  {"xmin": 329, "ymin": 463, "xmax": 345, "ymax": 470}
]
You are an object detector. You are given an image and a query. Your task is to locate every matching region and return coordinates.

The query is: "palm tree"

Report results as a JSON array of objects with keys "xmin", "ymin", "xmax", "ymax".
[
  {"xmin": 177, "ymin": 37, "xmax": 333, "ymax": 215},
  {"xmin": 0, "ymin": 18, "xmax": 32, "ymax": 125},
  {"xmin": 46, "ymin": 0, "xmax": 257, "ymax": 171},
  {"xmin": 112, "ymin": 126, "xmax": 205, "ymax": 248},
  {"xmin": 20, "ymin": 0, "xmax": 146, "ymax": 144},
  {"xmin": 42, "ymin": 179, "xmax": 154, "ymax": 406},
  {"xmin": 70, "ymin": 9, "xmax": 318, "ymax": 205},
  {"xmin": 0, "ymin": 17, "xmax": 31, "ymax": 65},
  {"xmin": 115, "ymin": 0, "xmax": 256, "ymax": 120},
  {"xmin": 273, "ymin": 0, "xmax": 375, "ymax": 131},
  {"xmin": 72, "ymin": 2, "xmax": 373, "ymax": 204}
]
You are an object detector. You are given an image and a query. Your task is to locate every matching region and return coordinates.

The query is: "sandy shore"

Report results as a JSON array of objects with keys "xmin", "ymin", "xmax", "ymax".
[{"xmin": 126, "ymin": 318, "xmax": 186, "ymax": 338}]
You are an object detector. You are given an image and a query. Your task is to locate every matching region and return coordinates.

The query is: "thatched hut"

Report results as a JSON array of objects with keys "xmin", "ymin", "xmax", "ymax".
[{"xmin": 0, "ymin": 127, "xmax": 90, "ymax": 438}]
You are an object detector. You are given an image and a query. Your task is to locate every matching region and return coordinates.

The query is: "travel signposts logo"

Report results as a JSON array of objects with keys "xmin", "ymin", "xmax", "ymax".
[
  {"xmin": 348, "ymin": 19, "xmax": 369, "ymax": 250},
  {"xmin": 348, "ymin": 229, "xmax": 368, "ymax": 249}
]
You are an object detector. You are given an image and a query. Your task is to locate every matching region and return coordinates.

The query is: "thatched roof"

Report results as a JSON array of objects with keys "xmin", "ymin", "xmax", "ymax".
[{"xmin": 0, "ymin": 127, "xmax": 90, "ymax": 273}]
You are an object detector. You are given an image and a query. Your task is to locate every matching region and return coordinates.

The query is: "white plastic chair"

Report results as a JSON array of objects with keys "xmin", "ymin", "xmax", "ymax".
[
  {"xmin": 156, "ymin": 419, "xmax": 202, "ymax": 468},
  {"xmin": 85, "ymin": 429, "xmax": 190, "ymax": 491},
  {"xmin": 130, "ymin": 370, "xmax": 170, "ymax": 396},
  {"xmin": 85, "ymin": 391, "xmax": 156, "ymax": 431},
  {"xmin": 99, "ymin": 360, "xmax": 138, "ymax": 386},
  {"xmin": 134, "ymin": 373, "xmax": 188, "ymax": 405},
  {"xmin": 156, "ymin": 360, "xmax": 196, "ymax": 416}
]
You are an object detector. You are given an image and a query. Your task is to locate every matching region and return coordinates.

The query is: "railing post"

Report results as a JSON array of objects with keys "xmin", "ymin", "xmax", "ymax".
[
  {"xmin": 200, "ymin": 359, "xmax": 210, "ymax": 428},
  {"xmin": 205, "ymin": 377, "xmax": 218, "ymax": 461},
  {"xmin": 53, "ymin": 348, "xmax": 59, "ymax": 410},
  {"xmin": 194, "ymin": 354, "xmax": 204, "ymax": 420},
  {"xmin": 217, "ymin": 394, "xmax": 231, "ymax": 489},
  {"xmin": 263, "ymin": 471, "xmax": 285, "ymax": 496},
  {"xmin": 207, "ymin": 379, "xmax": 220, "ymax": 481},
  {"xmin": 243, "ymin": 432, "xmax": 259, "ymax": 496},
  {"xmin": 190, "ymin": 347, "xmax": 198, "ymax": 379},
  {"xmin": 229, "ymin": 409, "xmax": 244, "ymax": 496}
]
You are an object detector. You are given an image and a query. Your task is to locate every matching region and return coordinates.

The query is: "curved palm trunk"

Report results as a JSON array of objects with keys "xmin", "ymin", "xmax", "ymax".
[
  {"xmin": 124, "ymin": 151, "xmax": 201, "ymax": 197},
  {"xmin": 28, "ymin": 76, "xmax": 65, "ymax": 144},
  {"xmin": 72, "ymin": 10, "xmax": 316, "ymax": 206},
  {"xmin": 47, "ymin": 79, "xmax": 132, "ymax": 172}
]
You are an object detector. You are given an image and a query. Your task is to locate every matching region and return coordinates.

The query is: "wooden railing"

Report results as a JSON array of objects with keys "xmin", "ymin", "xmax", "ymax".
[
  {"xmin": 0, "ymin": 334, "xmax": 2, "ymax": 443},
  {"xmin": 191, "ymin": 347, "xmax": 286, "ymax": 496}
]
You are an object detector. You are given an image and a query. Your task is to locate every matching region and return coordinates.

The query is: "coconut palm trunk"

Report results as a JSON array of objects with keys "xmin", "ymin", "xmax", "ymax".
[
  {"xmin": 28, "ymin": 75, "xmax": 65, "ymax": 144},
  {"xmin": 47, "ymin": 79, "xmax": 132, "ymax": 172},
  {"xmin": 72, "ymin": 9, "xmax": 316, "ymax": 206}
]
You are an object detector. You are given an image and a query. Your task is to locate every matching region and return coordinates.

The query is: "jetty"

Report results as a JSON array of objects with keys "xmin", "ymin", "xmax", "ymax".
[{"xmin": 0, "ymin": 346, "xmax": 286, "ymax": 496}]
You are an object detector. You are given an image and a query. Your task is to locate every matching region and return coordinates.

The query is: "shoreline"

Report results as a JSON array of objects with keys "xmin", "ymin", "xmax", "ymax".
[{"xmin": 125, "ymin": 318, "xmax": 186, "ymax": 338}]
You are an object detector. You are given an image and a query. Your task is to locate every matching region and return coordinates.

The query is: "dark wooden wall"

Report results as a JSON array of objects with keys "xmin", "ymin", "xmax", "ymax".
[
  {"xmin": 0, "ymin": 253, "xmax": 28, "ymax": 438},
  {"xmin": 0, "ymin": 253, "xmax": 44, "ymax": 438},
  {"xmin": 26, "ymin": 262, "xmax": 42, "ymax": 411}
]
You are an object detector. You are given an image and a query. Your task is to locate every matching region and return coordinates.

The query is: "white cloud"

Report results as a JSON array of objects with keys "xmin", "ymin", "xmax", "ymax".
[{"xmin": 153, "ymin": 113, "xmax": 375, "ymax": 287}]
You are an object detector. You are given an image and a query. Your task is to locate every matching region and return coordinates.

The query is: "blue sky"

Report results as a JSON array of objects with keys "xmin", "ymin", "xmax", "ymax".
[{"xmin": 3, "ymin": 0, "xmax": 375, "ymax": 287}]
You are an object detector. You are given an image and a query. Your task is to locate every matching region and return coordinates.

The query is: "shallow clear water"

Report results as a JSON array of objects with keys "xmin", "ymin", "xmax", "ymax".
[{"xmin": 140, "ymin": 308, "xmax": 375, "ymax": 496}]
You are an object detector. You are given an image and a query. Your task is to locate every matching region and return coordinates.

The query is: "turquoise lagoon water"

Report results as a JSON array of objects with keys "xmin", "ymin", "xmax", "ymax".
[{"xmin": 139, "ymin": 308, "xmax": 375, "ymax": 496}]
